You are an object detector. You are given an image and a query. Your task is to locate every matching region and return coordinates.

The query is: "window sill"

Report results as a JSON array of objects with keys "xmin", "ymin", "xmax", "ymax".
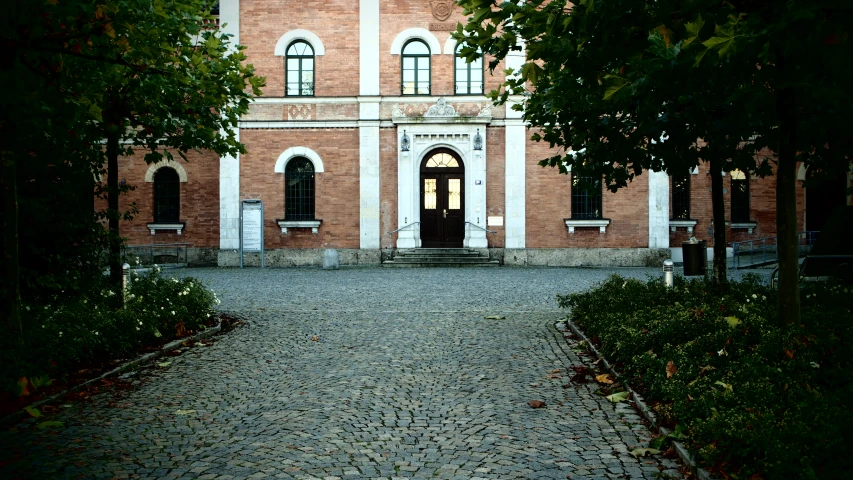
[
  {"xmin": 564, "ymin": 218, "xmax": 610, "ymax": 234},
  {"xmin": 147, "ymin": 223, "xmax": 185, "ymax": 235},
  {"xmin": 731, "ymin": 221, "xmax": 758, "ymax": 234},
  {"xmin": 670, "ymin": 219, "xmax": 698, "ymax": 233},
  {"xmin": 276, "ymin": 219, "xmax": 321, "ymax": 234}
]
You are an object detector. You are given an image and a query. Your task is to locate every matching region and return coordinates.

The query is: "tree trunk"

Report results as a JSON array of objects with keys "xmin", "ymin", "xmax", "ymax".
[
  {"xmin": 710, "ymin": 156, "xmax": 728, "ymax": 284},
  {"xmin": 775, "ymin": 61, "xmax": 801, "ymax": 327},
  {"xmin": 106, "ymin": 131, "xmax": 122, "ymax": 294},
  {"xmin": 2, "ymin": 154, "xmax": 22, "ymax": 336}
]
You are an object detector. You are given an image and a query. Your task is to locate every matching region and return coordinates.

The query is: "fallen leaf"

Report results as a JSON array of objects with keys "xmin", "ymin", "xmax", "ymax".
[
  {"xmin": 606, "ymin": 391, "xmax": 630, "ymax": 403},
  {"xmin": 546, "ymin": 373, "xmax": 561, "ymax": 379},
  {"xmin": 725, "ymin": 316, "xmax": 741, "ymax": 328},
  {"xmin": 630, "ymin": 447, "xmax": 661, "ymax": 458},
  {"xmin": 528, "ymin": 400, "xmax": 546, "ymax": 408},
  {"xmin": 785, "ymin": 349, "xmax": 794, "ymax": 359},
  {"xmin": 666, "ymin": 361, "xmax": 677, "ymax": 379},
  {"xmin": 483, "ymin": 315, "xmax": 505, "ymax": 320},
  {"xmin": 24, "ymin": 406, "xmax": 42, "ymax": 418},
  {"xmin": 595, "ymin": 374, "xmax": 614, "ymax": 384},
  {"xmin": 16, "ymin": 377, "xmax": 31, "ymax": 397},
  {"xmin": 175, "ymin": 410, "xmax": 197, "ymax": 415},
  {"xmin": 311, "ymin": 336, "xmax": 319, "ymax": 342},
  {"xmin": 552, "ymin": 369, "xmax": 561, "ymax": 374},
  {"xmin": 157, "ymin": 361, "xmax": 172, "ymax": 368},
  {"xmin": 36, "ymin": 421, "xmax": 64, "ymax": 430}
]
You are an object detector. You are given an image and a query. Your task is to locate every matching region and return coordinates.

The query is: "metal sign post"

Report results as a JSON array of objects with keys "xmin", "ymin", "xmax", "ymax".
[{"xmin": 240, "ymin": 199, "xmax": 265, "ymax": 268}]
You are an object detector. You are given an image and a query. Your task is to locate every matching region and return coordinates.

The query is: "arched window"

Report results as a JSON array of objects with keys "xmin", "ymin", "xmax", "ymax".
[
  {"xmin": 402, "ymin": 40, "xmax": 430, "ymax": 95},
  {"xmin": 153, "ymin": 167, "xmax": 180, "ymax": 223},
  {"xmin": 286, "ymin": 40, "xmax": 314, "ymax": 96},
  {"xmin": 731, "ymin": 170, "xmax": 750, "ymax": 222},
  {"xmin": 285, "ymin": 157, "xmax": 315, "ymax": 220},
  {"xmin": 455, "ymin": 45, "xmax": 483, "ymax": 95}
]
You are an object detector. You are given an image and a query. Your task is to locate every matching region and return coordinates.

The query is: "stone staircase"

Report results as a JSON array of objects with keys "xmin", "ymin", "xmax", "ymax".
[{"xmin": 382, "ymin": 248, "xmax": 500, "ymax": 268}]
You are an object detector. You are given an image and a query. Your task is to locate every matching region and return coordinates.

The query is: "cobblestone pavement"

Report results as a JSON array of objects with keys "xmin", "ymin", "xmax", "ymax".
[{"xmin": 2, "ymin": 267, "xmax": 765, "ymax": 479}]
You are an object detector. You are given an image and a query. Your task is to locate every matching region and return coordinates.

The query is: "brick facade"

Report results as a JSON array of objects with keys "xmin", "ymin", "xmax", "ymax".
[{"xmin": 111, "ymin": 1, "xmax": 845, "ymax": 267}]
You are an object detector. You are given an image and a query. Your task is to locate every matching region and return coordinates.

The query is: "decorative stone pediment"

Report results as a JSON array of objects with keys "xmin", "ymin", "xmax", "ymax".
[{"xmin": 425, "ymin": 97, "xmax": 457, "ymax": 117}]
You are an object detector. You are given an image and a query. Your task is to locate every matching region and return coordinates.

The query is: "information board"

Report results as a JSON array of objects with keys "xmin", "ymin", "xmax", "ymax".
[{"xmin": 240, "ymin": 200, "xmax": 264, "ymax": 268}]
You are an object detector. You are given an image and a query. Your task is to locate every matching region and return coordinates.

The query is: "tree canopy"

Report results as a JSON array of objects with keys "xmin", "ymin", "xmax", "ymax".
[
  {"xmin": 454, "ymin": 0, "xmax": 852, "ymax": 325},
  {"xmin": 1, "ymin": 0, "xmax": 264, "ymax": 332}
]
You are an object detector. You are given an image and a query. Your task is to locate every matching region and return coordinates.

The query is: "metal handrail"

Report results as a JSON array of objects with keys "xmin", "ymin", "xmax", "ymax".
[
  {"xmin": 385, "ymin": 222, "xmax": 420, "ymax": 250},
  {"xmin": 729, "ymin": 231, "xmax": 818, "ymax": 269},
  {"xmin": 465, "ymin": 221, "xmax": 497, "ymax": 234}
]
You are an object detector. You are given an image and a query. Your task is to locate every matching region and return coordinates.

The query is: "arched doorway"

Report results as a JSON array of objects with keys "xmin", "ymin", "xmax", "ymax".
[
  {"xmin": 420, "ymin": 149, "xmax": 464, "ymax": 248},
  {"xmin": 806, "ymin": 171, "xmax": 848, "ymax": 233}
]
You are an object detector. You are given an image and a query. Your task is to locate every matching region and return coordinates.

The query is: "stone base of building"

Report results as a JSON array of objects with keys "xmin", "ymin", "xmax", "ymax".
[
  {"xmin": 218, "ymin": 249, "xmax": 382, "ymax": 267},
  {"xmin": 217, "ymin": 248, "xmax": 669, "ymax": 268},
  {"xmin": 501, "ymin": 248, "xmax": 670, "ymax": 268}
]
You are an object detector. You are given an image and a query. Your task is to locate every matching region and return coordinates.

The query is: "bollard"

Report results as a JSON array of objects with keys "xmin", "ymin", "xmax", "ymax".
[
  {"xmin": 663, "ymin": 259, "xmax": 674, "ymax": 288},
  {"xmin": 122, "ymin": 263, "xmax": 131, "ymax": 308}
]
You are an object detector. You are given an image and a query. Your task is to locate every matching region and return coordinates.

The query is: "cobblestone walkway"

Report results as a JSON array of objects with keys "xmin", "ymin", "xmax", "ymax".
[{"xmin": 0, "ymin": 267, "xmax": 705, "ymax": 479}]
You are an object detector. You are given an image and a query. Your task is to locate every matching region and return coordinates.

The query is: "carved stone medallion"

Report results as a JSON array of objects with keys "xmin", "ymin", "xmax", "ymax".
[
  {"xmin": 425, "ymin": 97, "xmax": 457, "ymax": 117},
  {"xmin": 430, "ymin": 1, "xmax": 454, "ymax": 22}
]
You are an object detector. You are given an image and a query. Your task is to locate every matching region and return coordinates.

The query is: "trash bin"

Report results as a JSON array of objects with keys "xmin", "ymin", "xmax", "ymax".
[{"xmin": 682, "ymin": 239, "xmax": 707, "ymax": 276}]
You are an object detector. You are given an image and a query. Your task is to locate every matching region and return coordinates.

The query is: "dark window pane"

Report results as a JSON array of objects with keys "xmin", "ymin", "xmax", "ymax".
[
  {"xmin": 285, "ymin": 157, "xmax": 315, "ymax": 220},
  {"xmin": 672, "ymin": 175, "xmax": 690, "ymax": 219},
  {"xmin": 731, "ymin": 175, "xmax": 750, "ymax": 222},
  {"xmin": 153, "ymin": 167, "xmax": 180, "ymax": 223},
  {"xmin": 571, "ymin": 175, "xmax": 603, "ymax": 219}
]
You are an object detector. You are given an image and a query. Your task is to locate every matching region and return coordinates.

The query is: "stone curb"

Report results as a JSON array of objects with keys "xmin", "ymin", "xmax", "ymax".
[
  {"xmin": 557, "ymin": 317, "xmax": 713, "ymax": 480},
  {"xmin": 1, "ymin": 317, "xmax": 222, "ymax": 428}
]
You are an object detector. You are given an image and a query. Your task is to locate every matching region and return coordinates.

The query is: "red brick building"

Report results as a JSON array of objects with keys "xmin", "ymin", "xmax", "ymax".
[{"xmin": 116, "ymin": 1, "xmax": 851, "ymax": 267}]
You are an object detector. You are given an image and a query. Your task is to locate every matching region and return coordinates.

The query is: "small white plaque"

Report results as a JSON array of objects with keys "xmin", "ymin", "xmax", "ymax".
[{"xmin": 487, "ymin": 216, "xmax": 504, "ymax": 227}]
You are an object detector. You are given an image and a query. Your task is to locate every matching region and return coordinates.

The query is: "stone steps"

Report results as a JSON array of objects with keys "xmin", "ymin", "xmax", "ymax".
[{"xmin": 382, "ymin": 248, "xmax": 499, "ymax": 268}]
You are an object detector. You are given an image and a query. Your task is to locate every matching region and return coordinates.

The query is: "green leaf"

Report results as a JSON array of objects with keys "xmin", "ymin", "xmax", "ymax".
[
  {"xmin": 88, "ymin": 103, "xmax": 103, "ymax": 121},
  {"xmin": 630, "ymin": 447, "xmax": 661, "ymax": 458},
  {"xmin": 157, "ymin": 361, "xmax": 171, "ymax": 368},
  {"xmin": 725, "ymin": 316, "xmax": 741, "ymax": 328},
  {"xmin": 24, "ymin": 406, "xmax": 42, "ymax": 418},
  {"xmin": 606, "ymin": 391, "xmax": 630, "ymax": 403},
  {"xmin": 31, "ymin": 375, "xmax": 52, "ymax": 389},
  {"xmin": 682, "ymin": 15, "xmax": 705, "ymax": 48},
  {"xmin": 602, "ymin": 75, "xmax": 628, "ymax": 101},
  {"xmin": 36, "ymin": 421, "xmax": 64, "ymax": 430},
  {"xmin": 649, "ymin": 435, "xmax": 668, "ymax": 450}
]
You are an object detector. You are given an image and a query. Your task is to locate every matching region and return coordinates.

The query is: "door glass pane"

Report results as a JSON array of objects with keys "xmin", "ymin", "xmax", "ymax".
[
  {"xmin": 424, "ymin": 179, "xmax": 437, "ymax": 210},
  {"xmin": 448, "ymin": 179, "xmax": 461, "ymax": 210}
]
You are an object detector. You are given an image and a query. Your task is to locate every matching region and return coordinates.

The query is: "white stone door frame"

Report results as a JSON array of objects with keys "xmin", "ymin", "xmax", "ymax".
[{"xmin": 392, "ymin": 108, "xmax": 491, "ymax": 249}]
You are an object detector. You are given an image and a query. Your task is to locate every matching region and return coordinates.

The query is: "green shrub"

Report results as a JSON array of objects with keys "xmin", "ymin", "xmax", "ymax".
[
  {"xmin": 559, "ymin": 275, "xmax": 853, "ymax": 479},
  {"xmin": 0, "ymin": 267, "xmax": 219, "ymax": 398}
]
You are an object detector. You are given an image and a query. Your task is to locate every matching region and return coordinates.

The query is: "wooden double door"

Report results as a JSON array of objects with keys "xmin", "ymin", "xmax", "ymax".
[{"xmin": 420, "ymin": 149, "xmax": 464, "ymax": 248}]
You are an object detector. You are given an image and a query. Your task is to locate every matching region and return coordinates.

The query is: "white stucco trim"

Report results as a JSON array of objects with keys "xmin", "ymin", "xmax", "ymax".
[
  {"xmin": 219, "ymin": 0, "xmax": 240, "ymax": 251},
  {"xmin": 144, "ymin": 160, "xmax": 189, "ymax": 183},
  {"xmin": 648, "ymin": 170, "xmax": 669, "ymax": 249},
  {"xmin": 274, "ymin": 147, "xmax": 325, "ymax": 173},
  {"xmin": 274, "ymin": 29, "xmax": 326, "ymax": 56},
  {"xmin": 390, "ymin": 28, "xmax": 442, "ymax": 55},
  {"xmin": 443, "ymin": 36, "xmax": 458, "ymax": 55},
  {"xmin": 360, "ymin": 0, "xmax": 380, "ymax": 96},
  {"xmin": 797, "ymin": 163, "xmax": 807, "ymax": 181}
]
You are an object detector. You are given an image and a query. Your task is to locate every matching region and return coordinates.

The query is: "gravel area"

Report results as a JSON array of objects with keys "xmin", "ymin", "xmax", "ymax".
[{"xmin": 1, "ymin": 267, "xmax": 769, "ymax": 479}]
